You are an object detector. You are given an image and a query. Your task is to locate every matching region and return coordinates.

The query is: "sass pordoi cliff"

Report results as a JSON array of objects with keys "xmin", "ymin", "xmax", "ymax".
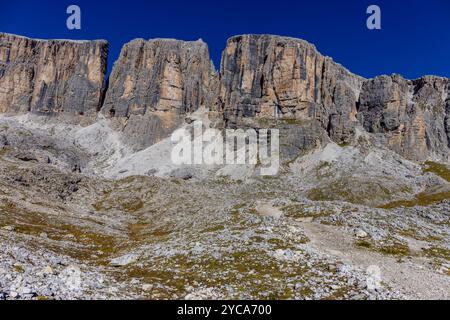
[
  {"xmin": 0, "ymin": 32, "xmax": 449, "ymax": 301},
  {"xmin": 1, "ymin": 32, "xmax": 449, "ymax": 160}
]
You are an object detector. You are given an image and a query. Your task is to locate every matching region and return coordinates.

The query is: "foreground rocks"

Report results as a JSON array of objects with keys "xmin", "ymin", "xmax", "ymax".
[
  {"xmin": 0, "ymin": 144, "xmax": 448, "ymax": 300},
  {"xmin": 0, "ymin": 32, "xmax": 449, "ymax": 300}
]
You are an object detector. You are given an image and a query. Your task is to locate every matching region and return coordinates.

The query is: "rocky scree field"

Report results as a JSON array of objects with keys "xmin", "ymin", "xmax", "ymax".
[{"xmin": 0, "ymin": 32, "xmax": 449, "ymax": 300}]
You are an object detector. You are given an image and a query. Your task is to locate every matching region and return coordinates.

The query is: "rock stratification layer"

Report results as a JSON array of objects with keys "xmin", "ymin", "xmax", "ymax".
[
  {"xmin": 103, "ymin": 39, "xmax": 215, "ymax": 117},
  {"xmin": 0, "ymin": 32, "xmax": 449, "ymax": 162},
  {"xmin": 215, "ymin": 35, "xmax": 364, "ymax": 144},
  {"xmin": 101, "ymin": 38, "xmax": 217, "ymax": 150},
  {"xmin": 0, "ymin": 33, "xmax": 108, "ymax": 116},
  {"xmin": 358, "ymin": 75, "xmax": 450, "ymax": 161},
  {"xmin": 103, "ymin": 38, "xmax": 217, "ymax": 117}
]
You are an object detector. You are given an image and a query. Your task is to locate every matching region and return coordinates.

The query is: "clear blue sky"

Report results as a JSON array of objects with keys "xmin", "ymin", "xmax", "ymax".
[{"xmin": 1, "ymin": 0, "xmax": 449, "ymax": 79}]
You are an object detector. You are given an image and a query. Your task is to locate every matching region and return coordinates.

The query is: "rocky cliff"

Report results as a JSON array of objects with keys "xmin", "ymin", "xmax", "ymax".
[
  {"xmin": 103, "ymin": 38, "xmax": 217, "ymax": 117},
  {"xmin": 358, "ymin": 75, "xmax": 450, "ymax": 161},
  {"xmin": 215, "ymin": 35, "xmax": 364, "ymax": 145},
  {"xmin": 0, "ymin": 33, "xmax": 108, "ymax": 116},
  {"xmin": 214, "ymin": 35, "xmax": 450, "ymax": 161},
  {"xmin": 0, "ymin": 32, "xmax": 449, "ymax": 162},
  {"xmin": 101, "ymin": 38, "xmax": 217, "ymax": 150}
]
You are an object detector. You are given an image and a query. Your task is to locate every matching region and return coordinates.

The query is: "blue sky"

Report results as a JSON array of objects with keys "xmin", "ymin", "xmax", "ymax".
[{"xmin": 1, "ymin": 0, "xmax": 449, "ymax": 79}]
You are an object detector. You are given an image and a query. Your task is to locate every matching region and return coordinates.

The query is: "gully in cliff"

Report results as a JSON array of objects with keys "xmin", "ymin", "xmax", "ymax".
[{"xmin": 171, "ymin": 121, "xmax": 280, "ymax": 176}]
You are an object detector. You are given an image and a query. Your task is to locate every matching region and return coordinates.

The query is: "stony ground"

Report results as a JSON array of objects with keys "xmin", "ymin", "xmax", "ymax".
[{"xmin": 0, "ymin": 115, "xmax": 449, "ymax": 300}]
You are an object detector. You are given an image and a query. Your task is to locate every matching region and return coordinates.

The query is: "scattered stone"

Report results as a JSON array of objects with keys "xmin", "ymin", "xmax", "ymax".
[
  {"xmin": 355, "ymin": 229, "xmax": 368, "ymax": 239},
  {"xmin": 142, "ymin": 284, "xmax": 152, "ymax": 291},
  {"xmin": 110, "ymin": 254, "xmax": 140, "ymax": 267},
  {"xmin": 328, "ymin": 264, "xmax": 337, "ymax": 272},
  {"xmin": 42, "ymin": 266, "xmax": 54, "ymax": 275}
]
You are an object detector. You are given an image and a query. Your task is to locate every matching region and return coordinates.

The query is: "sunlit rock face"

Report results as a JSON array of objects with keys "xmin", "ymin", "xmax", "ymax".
[
  {"xmin": 358, "ymin": 75, "xmax": 450, "ymax": 161},
  {"xmin": 215, "ymin": 34, "xmax": 364, "ymax": 145},
  {"xmin": 101, "ymin": 38, "xmax": 218, "ymax": 150},
  {"xmin": 1, "ymin": 32, "xmax": 449, "ymax": 162},
  {"xmin": 0, "ymin": 32, "xmax": 108, "ymax": 116}
]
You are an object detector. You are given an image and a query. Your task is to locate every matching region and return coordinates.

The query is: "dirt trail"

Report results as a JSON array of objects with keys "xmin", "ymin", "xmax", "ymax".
[{"xmin": 299, "ymin": 220, "xmax": 450, "ymax": 300}]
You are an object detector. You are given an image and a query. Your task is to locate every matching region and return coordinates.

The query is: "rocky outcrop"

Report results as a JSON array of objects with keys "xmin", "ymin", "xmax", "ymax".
[
  {"xmin": 103, "ymin": 38, "xmax": 217, "ymax": 117},
  {"xmin": 1, "ymin": 32, "xmax": 449, "ymax": 162},
  {"xmin": 215, "ymin": 35, "xmax": 364, "ymax": 145},
  {"xmin": 0, "ymin": 33, "xmax": 108, "ymax": 116},
  {"xmin": 358, "ymin": 75, "xmax": 450, "ymax": 161},
  {"xmin": 101, "ymin": 38, "xmax": 217, "ymax": 150}
]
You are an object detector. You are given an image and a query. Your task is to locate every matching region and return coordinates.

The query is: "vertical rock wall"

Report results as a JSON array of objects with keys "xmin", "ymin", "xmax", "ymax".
[{"xmin": 0, "ymin": 33, "xmax": 108, "ymax": 116}]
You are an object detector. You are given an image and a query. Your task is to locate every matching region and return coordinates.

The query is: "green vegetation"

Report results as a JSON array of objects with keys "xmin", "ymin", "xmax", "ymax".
[
  {"xmin": 91, "ymin": 176, "xmax": 158, "ymax": 213},
  {"xmin": 0, "ymin": 147, "xmax": 10, "ymax": 157},
  {"xmin": 307, "ymin": 178, "xmax": 395, "ymax": 206},
  {"xmin": 378, "ymin": 242, "xmax": 410, "ymax": 257},
  {"xmin": 377, "ymin": 162, "xmax": 450, "ymax": 209},
  {"xmin": 0, "ymin": 199, "xmax": 120, "ymax": 263},
  {"xmin": 424, "ymin": 161, "xmax": 450, "ymax": 182},
  {"xmin": 124, "ymin": 249, "xmax": 311, "ymax": 300},
  {"xmin": 380, "ymin": 189, "xmax": 450, "ymax": 209},
  {"xmin": 422, "ymin": 246, "xmax": 450, "ymax": 261},
  {"xmin": 355, "ymin": 240, "xmax": 372, "ymax": 249},
  {"xmin": 355, "ymin": 238, "xmax": 410, "ymax": 257},
  {"xmin": 282, "ymin": 202, "xmax": 334, "ymax": 219}
]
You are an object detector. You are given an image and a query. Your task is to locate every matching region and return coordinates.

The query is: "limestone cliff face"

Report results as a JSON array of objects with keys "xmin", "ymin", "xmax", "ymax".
[
  {"xmin": 101, "ymin": 38, "xmax": 218, "ymax": 150},
  {"xmin": 358, "ymin": 75, "xmax": 450, "ymax": 161},
  {"xmin": 215, "ymin": 35, "xmax": 364, "ymax": 144},
  {"xmin": 1, "ymin": 32, "xmax": 449, "ymax": 162},
  {"xmin": 103, "ymin": 38, "xmax": 217, "ymax": 116},
  {"xmin": 0, "ymin": 33, "xmax": 108, "ymax": 116}
]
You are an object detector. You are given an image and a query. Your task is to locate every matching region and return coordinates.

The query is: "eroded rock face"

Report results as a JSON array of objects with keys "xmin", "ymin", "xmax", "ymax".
[
  {"xmin": 103, "ymin": 38, "xmax": 217, "ymax": 115},
  {"xmin": 102, "ymin": 38, "xmax": 218, "ymax": 150},
  {"xmin": 358, "ymin": 75, "xmax": 450, "ymax": 161},
  {"xmin": 0, "ymin": 33, "xmax": 108, "ymax": 116},
  {"xmin": 215, "ymin": 35, "xmax": 364, "ymax": 145},
  {"xmin": 1, "ymin": 32, "xmax": 449, "ymax": 163}
]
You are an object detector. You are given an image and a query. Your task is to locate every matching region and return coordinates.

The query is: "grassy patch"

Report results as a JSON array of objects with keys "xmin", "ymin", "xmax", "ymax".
[
  {"xmin": 424, "ymin": 161, "xmax": 450, "ymax": 182},
  {"xmin": 123, "ymin": 249, "xmax": 311, "ymax": 299},
  {"xmin": 91, "ymin": 176, "xmax": 158, "ymax": 213},
  {"xmin": 0, "ymin": 200, "xmax": 120, "ymax": 263},
  {"xmin": 0, "ymin": 147, "xmax": 11, "ymax": 157},
  {"xmin": 307, "ymin": 178, "xmax": 395, "ymax": 206},
  {"xmin": 378, "ymin": 242, "xmax": 410, "ymax": 257},
  {"xmin": 422, "ymin": 247, "xmax": 450, "ymax": 261},
  {"xmin": 380, "ymin": 190, "xmax": 450, "ymax": 209},
  {"xmin": 355, "ymin": 240, "xmax": 372, "ymax": 249}
]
